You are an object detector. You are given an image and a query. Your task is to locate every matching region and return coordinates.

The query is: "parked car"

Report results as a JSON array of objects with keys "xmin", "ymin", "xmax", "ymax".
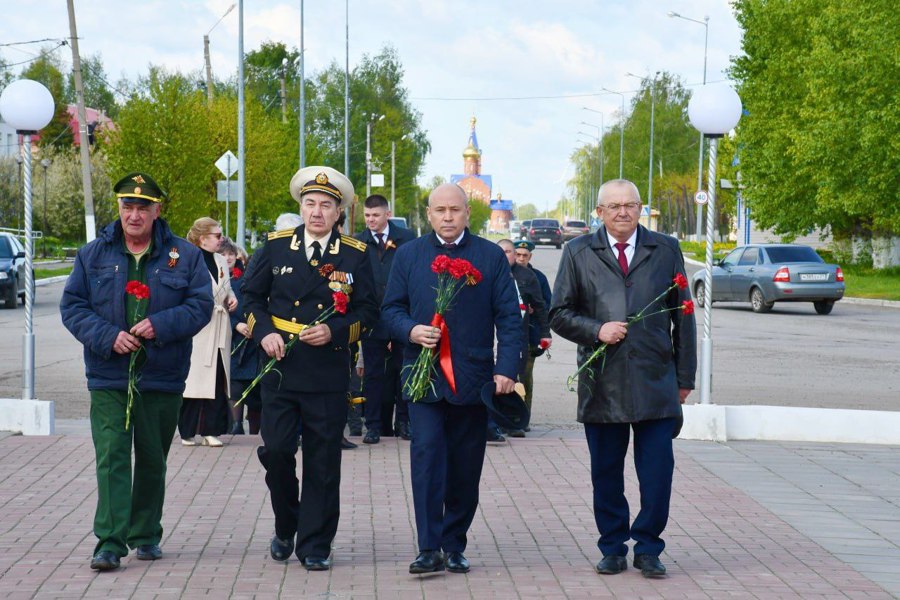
[
  {"xmin": 388, "ymin": 217, "xmax": 408, "ymax": 229},
  {"xmin": 0, "ymin": 232, "xmax": 27, "ymax": 309},
  {"xmin": 518, "ymin": 220, "xmax": 532, "ymax": 241},
  {"xmin": 526, "ymin": 218, "xmax": 562, "ymax": 249},
  {"xmin": 690, "ymin": 244, "xmax": 845, "ymax": 314},
  {"xmin": 508, "ymin": 220, "xmax": 522, "ymax": 240},
  {"xmin": 562, "ymin": 219, "xmax": 590, "ymax": 241}
]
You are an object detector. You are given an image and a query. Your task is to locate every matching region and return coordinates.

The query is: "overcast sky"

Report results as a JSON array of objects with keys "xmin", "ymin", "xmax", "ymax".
[{"xmin": 3, "ymin": 0, "xmax": 742, "ymax": 214}]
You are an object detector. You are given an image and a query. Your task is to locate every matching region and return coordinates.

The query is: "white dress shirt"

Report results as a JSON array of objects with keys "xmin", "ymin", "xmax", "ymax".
[{"xmin": 606, "ymin": 228, "xmax": 638, "ymax": 267}]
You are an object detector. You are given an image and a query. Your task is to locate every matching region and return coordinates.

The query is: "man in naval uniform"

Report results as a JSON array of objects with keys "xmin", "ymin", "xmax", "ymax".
[{"xmin": 241, "ymin": 166, "xmax": 378, "ymax": 571}]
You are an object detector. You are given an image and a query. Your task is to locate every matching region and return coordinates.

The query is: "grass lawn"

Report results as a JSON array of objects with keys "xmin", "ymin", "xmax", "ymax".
[{"xmin": 35, "ymin": 265, "xmax": 73, "ymax": 280}]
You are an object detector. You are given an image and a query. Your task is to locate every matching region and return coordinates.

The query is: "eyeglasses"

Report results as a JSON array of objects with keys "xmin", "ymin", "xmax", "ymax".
[
  {"xmin": 599, "ymin": 202, "xmax": 641, "ymax": 212},
  {"xmin": 209, "ymin": 232, "xmax": 223, "ymax": 238}
]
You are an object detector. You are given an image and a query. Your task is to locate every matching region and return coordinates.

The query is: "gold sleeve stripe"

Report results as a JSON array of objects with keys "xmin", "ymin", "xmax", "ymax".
[
  {"xmin": 348, "ymin": 321, "xmax": 361, "ymax": 344},
  {"xmin": 267, "ymin": 228, "xmax": 295, "ymax": 241},
  {"xmin": 340, "ymin": 235, "xmax": 367, "ymax": 252},
  {"xmin": 246, "ymin": 313, "xmax": 256, "ymax": 335}
]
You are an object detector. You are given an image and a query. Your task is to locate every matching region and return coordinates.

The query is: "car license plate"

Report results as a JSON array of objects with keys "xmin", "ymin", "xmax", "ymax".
[
  {"xmin": 540, "ymin": 238, "xmax": 551, "ymax": 242},
  {"xmin": 800, "ymin": 273, "xmax": 829, "ymax": 281}
]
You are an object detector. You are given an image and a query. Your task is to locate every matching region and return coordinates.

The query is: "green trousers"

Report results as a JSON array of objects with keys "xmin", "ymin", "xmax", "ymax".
[{"xmin": 89, "ymin": 389, "xmax": 181, "ymax": 557}]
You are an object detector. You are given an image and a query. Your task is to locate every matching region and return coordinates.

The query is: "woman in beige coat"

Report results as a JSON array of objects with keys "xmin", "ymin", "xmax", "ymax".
[{"xmin": 178, "ymin": 217, "xmax": 237, "ymax": 447}]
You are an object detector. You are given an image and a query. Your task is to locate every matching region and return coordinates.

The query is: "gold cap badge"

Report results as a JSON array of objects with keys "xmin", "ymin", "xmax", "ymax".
[
  {"xmin": 315, "ymin": 172, "xmax": 329, "ymax": 185},
  {"xmin": 132, "ymin": 175, "xmax": 146, "ymax": 184}
]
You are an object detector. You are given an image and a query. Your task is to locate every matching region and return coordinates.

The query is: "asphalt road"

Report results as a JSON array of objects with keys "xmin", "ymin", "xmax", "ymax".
[{"xmin": 0, "ymin": 244, "xmax": 897, "ymax": 420}]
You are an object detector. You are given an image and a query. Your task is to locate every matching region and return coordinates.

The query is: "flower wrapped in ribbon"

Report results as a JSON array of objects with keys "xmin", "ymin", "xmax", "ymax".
[
  {"xmin": 235, "ymin": 291, "xmax": 349, "ymax": 406},
  {"xmin": 124, "ymin": 280, "xmax": 150, "ymax": 430},
  {"xmin": 404, "ymin": 255, "xmax": 482, "ymax": 402},
  {"xmin": 566, "ymin": 273, "xmax": 694, "ymax": 392}
]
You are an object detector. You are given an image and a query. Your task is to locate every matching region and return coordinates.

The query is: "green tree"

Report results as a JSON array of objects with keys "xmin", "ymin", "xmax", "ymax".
[
  {"xmin": 516, "ymin": 203, "xmax": 539, "ymax": 220},
  {"xmin": 730, "ymin": 0, "xmax": 899, "ymax": 250},
  {"xmin": 68, "ymin": 54, "xmax": 119, "ymax": 119}
]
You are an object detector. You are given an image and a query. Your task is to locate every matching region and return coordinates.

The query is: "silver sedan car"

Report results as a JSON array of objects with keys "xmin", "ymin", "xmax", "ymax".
[{"xmin": 691, "ymin": 244, "xmax": 845, "ymax": 314}]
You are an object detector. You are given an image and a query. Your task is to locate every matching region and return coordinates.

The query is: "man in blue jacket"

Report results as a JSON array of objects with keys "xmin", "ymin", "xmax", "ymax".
[
  {"xmin": 382, "ymin": 183, "xmax": 521, "ymax": 575},
  {"xmin": 60, "ymin": 172, "xmax": 212, "ymax": 572}
]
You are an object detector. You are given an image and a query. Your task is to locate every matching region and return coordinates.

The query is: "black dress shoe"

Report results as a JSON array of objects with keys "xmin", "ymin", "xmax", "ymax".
[
  {"xmin": 270, "ymin": 536, "xmax": 294, "ymax": 561},
  {"xmin": 445, "ymin": 551, "xmax": 470, "ymax": 573},
  {"xmin": 135, "ymin": 544, "xmax": 162, "ymax": 560},
  {"xmin": 595, "ymin": 555, "xmax": 627, "ymax": 575},
  {"xmin": 395, "ymin": 422, "xmax": 412, "ymax": 440},
  {"xmin": 302, "ymin": 556, "xmax": 331, "ymax": 571},
  {"xmin": 341, "ymin": 436, "xmax": 358, "ymax": 450},
  {"xmin": 409, "ymin": 550, "xmax": 444, "ymax": 574},
  {"xmin": 90, "ymin": 550, "xmax": 120, "ymax": 571},
  {"xmin": 363, "ymin": 431, "xmax": 380, "ymax": 444},
  {"xmin": 633, "ymin": 554, "xmax": 667, "ymax": 578}
]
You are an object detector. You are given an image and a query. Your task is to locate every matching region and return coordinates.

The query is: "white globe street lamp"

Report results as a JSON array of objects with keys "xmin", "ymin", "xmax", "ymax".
[
  {"xmin": 687, "ymin": 83, "xmax": 742, "ymax": 406},
  {"xmin": 0, "ymin": 79, "xmax": 55, "ymax": 401}
]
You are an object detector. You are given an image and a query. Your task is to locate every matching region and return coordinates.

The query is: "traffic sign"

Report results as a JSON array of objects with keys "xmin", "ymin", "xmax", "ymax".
[
  {"xmin": 216, "ymin": 181, "xmax": 241, "ymax": 202},
  {"xmin": 215, "ymin": 151, "xmax": 238, "ymax": 178},
  {"xmin": 694, "ymin": 191, "xmax": 709, "ymax": 205}
]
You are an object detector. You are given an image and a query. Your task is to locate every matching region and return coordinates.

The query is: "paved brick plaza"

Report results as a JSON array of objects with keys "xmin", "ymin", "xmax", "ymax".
[{"xmin": 0, "ymin": 426, "xmax": 894, "ymax": 599}]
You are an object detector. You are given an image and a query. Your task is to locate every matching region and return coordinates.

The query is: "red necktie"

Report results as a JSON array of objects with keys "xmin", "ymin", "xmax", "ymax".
[{"xmin": 614, "ymin": 242, "xmax": 629, "ymax": 276}]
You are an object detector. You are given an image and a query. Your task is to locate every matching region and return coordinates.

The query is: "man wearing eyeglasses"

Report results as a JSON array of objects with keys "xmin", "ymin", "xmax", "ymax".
[{"xmin": 549, "ymin": 179, "xmax": 696, "ymax": 579}]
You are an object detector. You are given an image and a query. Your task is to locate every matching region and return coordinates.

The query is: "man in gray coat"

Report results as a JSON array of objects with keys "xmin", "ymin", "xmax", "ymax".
[{"xmin": 550, "ymin": 179, "xmax": 696, "ymax": 579}]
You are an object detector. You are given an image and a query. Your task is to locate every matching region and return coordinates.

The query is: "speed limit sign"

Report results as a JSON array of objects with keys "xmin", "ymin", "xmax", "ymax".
[{"xmin": 694, "ymin": 191, "xmax": 709, "ymax": 205}]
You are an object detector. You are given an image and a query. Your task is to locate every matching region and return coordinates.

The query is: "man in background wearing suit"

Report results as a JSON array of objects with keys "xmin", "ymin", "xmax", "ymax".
[{"xmin": 354, "ymin": 194, "xmax": 416, "ymax": 443}]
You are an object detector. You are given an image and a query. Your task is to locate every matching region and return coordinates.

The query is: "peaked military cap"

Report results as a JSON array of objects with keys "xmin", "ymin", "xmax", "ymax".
[
  {"xmin": 289, "ymin": 166, "xmax": 355, "ymax": 209},
  {"xmin": 514, "ymin": 240, "xmax": 535, "ymax": 252},
  {"xmin": 113, "ymin": 172, "xmax": 167, "ymax": 204}
]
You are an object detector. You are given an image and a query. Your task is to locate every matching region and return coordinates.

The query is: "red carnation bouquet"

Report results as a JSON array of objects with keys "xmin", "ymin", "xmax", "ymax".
[
  {"xmin": 235, "ymin": 291, "xmax": 350, "ymax": 406},
  {"xmin": 124, "ymin": 280, "xmax": 150, "ymax": 430},
  {"xmin": 404, "ymin": 255, "xmax": 482, "ymax": 402},
  {"xmin": 566, "ymin": 273, "xmax": 694, "ymax": 392}
]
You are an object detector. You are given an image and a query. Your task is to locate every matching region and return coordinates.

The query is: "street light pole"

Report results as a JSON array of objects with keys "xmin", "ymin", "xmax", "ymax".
[
  {"xmin": 299, "ymin": 0, "xmax": 305, "ymax": 168},
  {"xmin": 365, "ymin": 113, "xmax": 385, "ymax": 199},
  {"xmin": 669, "ymin": 11, "xmax": 710, "ymax": 239},
  {"xmin": 236, "ymin": 0, "xmax": 246, "ymax": 245},
  {"xmin": 599, "ymin": 89, "xmax": 626, "ymax": 178},
  {"xmin": 41, "ymin": 158, "xmax": 50, "ymax": 257},
  {"xmin": 204, "ymin": 3, "xmax": 235, "ymax": 104}
]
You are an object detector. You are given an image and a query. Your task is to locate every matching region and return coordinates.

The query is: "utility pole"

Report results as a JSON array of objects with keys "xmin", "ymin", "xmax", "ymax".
[
  {"xmin": 366, "ymin": 120, "xmax": 372, "ymax": 198},
  {"xmin": 647, "ymin": 74, "xmax": 657, "ymax": 230},
  {"xmin": 204, "ymin": 35, "xmax": 214, "ymax": 103},
  {"xmin": 390, "ymin": 141, "xmax": 396, "ymax": 213},
  {"xmin": 344, "ymin": 0, "xmax": 350, "ymax": 192},
  {"xmin": 280, "ymin": 58, "xmax": 288, "ymax": 124},
  {"xmin": 299, "ymin": 0, "xmax": 305, "ymax": 168},
  {"xmin": 237, "ymin": 0, "xmax": 246, "ymax": 245},
  {"xmin": 66, "ymin": 0, "xmax": 96, "ymax": 243}
]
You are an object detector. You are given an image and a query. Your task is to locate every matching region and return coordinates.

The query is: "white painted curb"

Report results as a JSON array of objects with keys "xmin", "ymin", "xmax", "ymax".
[
  {"xmin": 0, "ymin": 398, "xmax": 55, "ymax": 435},
  {"xmin": 682, "ymin": 404, "xmax": 900, "ymax": 445}
]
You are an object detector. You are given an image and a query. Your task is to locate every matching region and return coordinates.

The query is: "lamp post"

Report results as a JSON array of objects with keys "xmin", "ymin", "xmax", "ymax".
[
  {"xmin": 390, "ymin": 133, "xmax": 410, "ymax": 214},
  {"xmin": 15, "ymin": 154, "xmax": 23, "ymax": 232},
  {"xmin": 626, "ymin": 72, "xmax": 659, "ymax": 230},
  {"xmin": 668, "ymin": 11, "xmax": 709, "ymax": 240},
  {"xmin": 580, "ymin": 118, "xmax": 604, "ymax": 185},
  {"xmin": 236, "ymin": 0, "xmax": 246, "ymax": 245},
  {"xmin": 600, "ymin": 88, "xmax": 626, "ymax": 178},
  {"xmin": 687, "ymin": 84, "xmax": 742, "ymax": 405},
  {"xmin": 40, "ymin": 158, "xmax": 50, "ymax": 258},
  {"xmin": 299, "ymin": 0, "xmax": 306, "ymax": 168},
  {"xmin": 578, "ymin": 131, "xmax": 599, "ymax": 221},
  {"xmin": 0, "ymin": 79, "xmax": 55, "ymax": 401},
  {"xmin": 203, "ymin": 3, "xmax": 236, "ymax": 104},
  {"xmin": 365, "ymin": 113, "xmax": 385, "ymax": 198}
]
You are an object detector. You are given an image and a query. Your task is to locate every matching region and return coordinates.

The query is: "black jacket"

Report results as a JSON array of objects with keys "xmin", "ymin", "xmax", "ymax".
[
  {"xmin": 550, "ymin": 226, "xmax": 696, "ymax": 423},
  {"xmin": 353, "ymin": 224, "xmax": 416, "ymax": 340},
  {"xmin": 240, "ymin": 225, "xmax": 379, "ymax": 393}
]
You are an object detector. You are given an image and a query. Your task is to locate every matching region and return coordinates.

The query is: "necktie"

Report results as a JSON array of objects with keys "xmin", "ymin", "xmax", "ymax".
[
  {"xmin": 442, "ymin": 242, "xmax": 457, "ymax": 250},
  {"xmin": 377, "ymin": 233, "xmax": 386, "ymax": 252},
  {"xmin": 310, "ymin": 240, "xmax": 322, "ymax": 264},
  {"xmin": 614, "ymin": 242, "xmax": 629, "ymax": 276}
]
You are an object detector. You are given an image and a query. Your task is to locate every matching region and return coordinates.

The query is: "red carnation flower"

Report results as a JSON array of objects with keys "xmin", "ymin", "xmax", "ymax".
[
  {"xmin": 673, "ymin": 273, "xmax": 688, "ymax": 290},
  {"xmin": 431, "ymin": 255, "xmax": 452, "ymax": 274},
  {"xmin": 332, "ymin": 291, "xmax": 349, "ymax": 314},
  {"xmin": 448, "ymin": 258, "xmax": 474, "ymax": 279},
  {"xmin": 681, "ymin": 299, "xmax": 695, "ymax": 315},
  {"xmin": 231, "ymin": 267, "xmax": 243, "ymax": 279}
]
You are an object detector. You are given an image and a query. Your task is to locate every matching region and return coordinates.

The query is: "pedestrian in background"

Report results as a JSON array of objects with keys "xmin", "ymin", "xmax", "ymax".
[
  {"xmin": 550, "ymin": 179, "xmax": 696, "ymax": 579},
  {"xmin": 60, "ymin": 172, "xmax": 212, "ymax": 571},
  {"xmin": 179, "ymin": 217, "xmax": 237, "ymax": 447},
  {"xmin": 219, "ymin": 237, "xmax": 261, "ymax": 435},
  {"xmin": 514, "ymin": 239, "xmax": 552, "ymax": 428}
]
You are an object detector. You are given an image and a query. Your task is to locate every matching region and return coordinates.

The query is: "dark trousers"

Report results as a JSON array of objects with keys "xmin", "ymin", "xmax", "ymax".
[
  {"xmin": 584, "ymin": 417, "xmax": 677, "ymax": 558},
  {"xmin": 89, "ymin": 389, "xmax": 181, "ymax": 556},
  {"xmin": 409, "ymin": 400, "xmax": 488, "ymax": 553},
  {"xmin": 258, "ymin": 387, "xmax": 346, "ymax": 559},
  {"xmin": 178, "ymin": 355, "xmax": 228, "ymax": 438},
  {"xmin": 361, "ymin": 338, "xmax": 406, "ymax": 435}
]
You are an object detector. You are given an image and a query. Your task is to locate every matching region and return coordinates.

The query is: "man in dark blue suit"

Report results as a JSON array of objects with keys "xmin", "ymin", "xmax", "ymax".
[
  {"xmin": 383, "ymin": 183, "xmax": 521, "ymax": 575},
  {"xmin": 353, "ymin": 194, "xmax": 416, "ymax": 443}
]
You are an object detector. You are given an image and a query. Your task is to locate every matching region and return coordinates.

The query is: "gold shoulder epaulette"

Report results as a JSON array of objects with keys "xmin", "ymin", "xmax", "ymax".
[
  {"xmin": 267, "ymin": 228, "xmax": 295, "ymax": 241},
  {"xmin": 341, "ymin": 235, "xmax": 367, "ymax": 252}
]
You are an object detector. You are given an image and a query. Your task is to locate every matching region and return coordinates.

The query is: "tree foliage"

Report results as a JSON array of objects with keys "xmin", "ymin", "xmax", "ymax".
[{"xmin": 730, "ymin": 0, "xmax": 900, "ymax": 239}]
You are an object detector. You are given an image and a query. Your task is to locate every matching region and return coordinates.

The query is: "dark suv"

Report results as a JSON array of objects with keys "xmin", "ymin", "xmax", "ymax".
[
  {"xmin": 526, "ymin": 219, "xmax": 562, "ymax": 249},
  {"xmin": 0, "ymin": 232, "xmax": 27, "ymax": 309}
]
